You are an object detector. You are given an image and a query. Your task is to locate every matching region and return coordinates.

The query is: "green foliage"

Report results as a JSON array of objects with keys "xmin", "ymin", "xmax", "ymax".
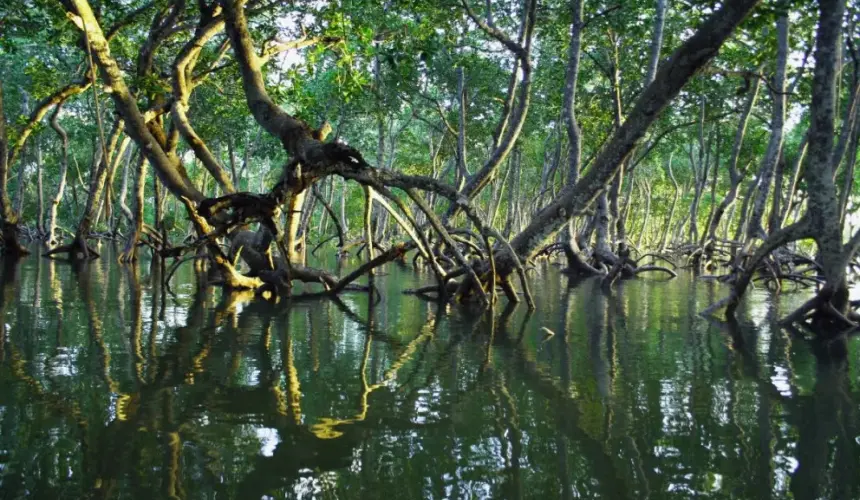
[{"xmin": 0, "ymin": 0, "xmax": 856, "ymax": 254}]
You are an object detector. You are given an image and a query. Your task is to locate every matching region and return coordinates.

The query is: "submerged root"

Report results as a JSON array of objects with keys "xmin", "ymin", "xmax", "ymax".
[{"xmin": 43, "ymin": 235, "xmax": 99, "ymax": 260}]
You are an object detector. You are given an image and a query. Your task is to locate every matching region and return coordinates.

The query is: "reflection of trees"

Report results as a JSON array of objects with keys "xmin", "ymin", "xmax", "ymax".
[
  {"xmin": 791, "ymin": 342, "xmax": 859, "ymax": 499},
  {"xmin": 1, "ymin": 264, "xmax": 860, "ymax": 497}
]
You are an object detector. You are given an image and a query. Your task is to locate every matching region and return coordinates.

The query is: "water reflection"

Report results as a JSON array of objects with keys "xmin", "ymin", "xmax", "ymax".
[{"xmin": 0, "ymin": 248, "xmax": 858, "ymax": 498}]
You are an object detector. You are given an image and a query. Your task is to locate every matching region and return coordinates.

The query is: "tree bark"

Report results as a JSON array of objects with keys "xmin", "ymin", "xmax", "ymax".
[
  {"xmin": 120, "ymin": 154, "xmax": 148, "ymax": 262},
  {"xmin": 798, "ymin": 0, "xmax": 849, "ymax": 312},
  {"xmin": 659, "ymin": 154, "xmax": 677, "ymax": 252},
  {"xmin": 722, "ymin": 0, "xmax": 848, "ymax": 321},
  {"xmin": 0, "ymin": 84, "xmax": 28, "ymax": 256},
  {"xmin": 645, "ymin": 0, "xmax": 667, "ymax": 84},
  {"xmin": 13, "ymin": 91, "xmax": 31, "ymax": 219},
  {"xmin": 746, "ymin": 14, "xmax": 788, "ymax": 241},
  {"xmin": 35, "ymin": 133, "xmax": 45, "ymax": 237},
  {"xmin": 706, "ymin": 74, "xmax": 761, "ymax": 244},
  {"xmin": 47, "ymin": 104, "xmax": 69, "ymax": 249}
]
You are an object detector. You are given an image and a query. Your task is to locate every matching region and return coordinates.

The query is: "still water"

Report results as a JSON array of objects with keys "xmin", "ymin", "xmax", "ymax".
[{"xmin": 0, "ymin": 247, "xmax": 858, "ymax": 499}]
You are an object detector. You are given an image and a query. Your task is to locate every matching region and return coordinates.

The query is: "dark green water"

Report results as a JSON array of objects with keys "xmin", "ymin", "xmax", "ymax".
[{"xmin": 0, "ymin": 247, "xmax": 858, "ymax": 499}]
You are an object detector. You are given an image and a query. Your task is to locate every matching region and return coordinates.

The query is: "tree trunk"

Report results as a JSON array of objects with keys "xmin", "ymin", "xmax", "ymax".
[
  {"xmin": 746, "ymin": 14, "xmax": 788, "ymax": 241},
  {"xmin": 734, "ymin": 177, "xmax": 760, "ymax": 242},
  {"xmin": 659, "ymin": 154, "xmax": 677, "ymax": 252},
  {"xmin": 723, "ymin": 0, "xmax": 848, "ymax": 322},
  {"xmin": 766, "ymin": 154, "xmax": 786, "ymax": 233},
  {"xmin": 340, "ymin": 177, "xmax": 349, "ymax": 236},
  {"xmin": 455, "ymin": 66, "xmax": 468, "ymax": 191},
  {"xmin": 635, "ymin": 180, "xmax": 651, "ymax": 249},
  {"xmin": 799, "ymin": 0, "xmax": 849, "ymax": 313},
  {"xmin": 120, "ymin": 154, "xmax": 148, "ymax": 262},
  {"xmin": 46, "ymin": 103, "xmax": 69, "ymax": 250},
  {"xmin": 95, "ymin": 135, "xmax": 131, "ymax": 227},
  {"xmin": 81, "ymin": 121, "xmax": 123, "ymax": 240},
  {"xmin": 13, "ymin": 91, "xmax": 31, "ymax": 219},
  {"xmin": 559, "ymin": 0, "xmax": 587, "ymax": 271},
  {"xmin": 35, "ymin": 133, "xmax": 45, "ymax": 237},
  {"xmin": 689, "ymin": 99, "xmax": 708, "ymax": 243},
  {"xmin": 608, "ymin": 33, "xmax": 626, "ymax": 244},
  {"xmin": 706, "ymin": 73, "xmax": 761, "ymax": 244},
  {"xmin": 645, "ymin": 0, "xmax": 667, "ymax": 84},
  {"xmin": 0, "ymin": 84, "xmax": 28, "ymax": 256},
  {"xmin": 446, "ymin": 0, "xmax": 536, "ymax": 214},
  {"xmin": 115, "ymin": 146, "xmax": 134, "ymax": 234}
]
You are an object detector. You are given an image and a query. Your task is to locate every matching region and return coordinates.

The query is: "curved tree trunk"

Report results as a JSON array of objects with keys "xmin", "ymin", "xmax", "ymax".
[
  {"xmin": 47, "ymin": 103, "xmax": 69, "ymax": 250},
  {"xmin": 733, "ymin": 176, "xmax": 760, "ymax": 243},
  {"xmin": 559, "ymin": 0, "xmax": 586, "ymax": 271},
  {"xmin": 445, "ymin": 0, "xmax": 536, "ymax": 217},
  {"xmin": 746, "ymin": 14, "xmax": 788, "ymax": 241},
  {"xmin": 13, "ymin": 91, "xmax": 31, "ymax": 219},
  {"xmin": 62, "ymin": 0, "xmax": 204, "ymax": 202},
  {"xmin": 120, "ymin": 154, "xmax": 148, "ymax": 262},
  {"xmin": 35, "ymin": 133, "xmax": 45, "ymax": 238},
  {"xmin": 706, "ymin": 73, "xmax": 762, "ymax": 245},
  {"xmin": 115, "ymin": 146, "xmax": 134, "ymax": 234},
  {"xmin": 659, "ymin": 154, "xmax": 678, "ymax": 252},
  {"xmin": 0, "ymin": 84, "xmax": 29, "ymax": 256}
]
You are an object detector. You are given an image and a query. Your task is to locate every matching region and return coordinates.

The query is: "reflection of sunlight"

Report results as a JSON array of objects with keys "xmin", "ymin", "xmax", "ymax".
[
  {"xmin": 254, "ymin": 426, "xmax": 279, "ymax": 457},
  {"xmin": 413, "ymin": 383, "xmax": 443, "ymax": 424},
  {"xmin": 291, "ymin": 469, "xmax": 339, "ymax": 498},
  {"xmin": 46, "ymin": 346, "xmax": 79, "ymax": 377},
  {"xmin": 247, "ymin": 368, "xmax": 260, "ymax": 386},
  {"xmin": 770, "ymin": 365, "xmax": 793, "ymax": 397},
  {"xmin": 774, "ymin": 452, "xmax": 798, "ymax": 492},
  {"xmin": 712, "ymin": 383, "xmax": 730, "ymax": 426},
  {"xmin": 161, "ymin": 303, "xmax": 189, "ymax": 329},
  {"xmin": 757, "ymin": 324, "xmax": 771, "ymax": 357},
  {"xmin": 747, "ymin": 299, "xmax": 770, "ymax": 326},
  {"xmin": 660, "ymin": 379, "xmax": 692, "ymax": 434}
]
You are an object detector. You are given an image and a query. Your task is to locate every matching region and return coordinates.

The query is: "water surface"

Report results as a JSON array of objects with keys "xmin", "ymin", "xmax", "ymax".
[{"xmin": 0, "ymin": 248, "xmax": 858, "ymax": 499}]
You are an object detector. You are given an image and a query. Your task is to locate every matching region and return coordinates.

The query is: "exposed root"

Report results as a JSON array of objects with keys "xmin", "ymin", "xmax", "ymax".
[
  {"xmin": 634, "ymin": 265, "xmax": 678, "ymax": 278},
  {"xmin": 43, "ymin": 235, "xmax": 100, "ymax": 260}
]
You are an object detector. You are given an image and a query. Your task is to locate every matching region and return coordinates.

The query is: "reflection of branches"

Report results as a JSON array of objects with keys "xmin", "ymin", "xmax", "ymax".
[
  {"xmin": 310, "ymin": 320, "xmax": 435, "ymax": 439},
  {"xmin": 127, "ymin": 264, "xmax": 146, "ymax": 385},
  {"xmin": 283, "ymin": 318, "xmax": 303, "ymax": 425}
]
